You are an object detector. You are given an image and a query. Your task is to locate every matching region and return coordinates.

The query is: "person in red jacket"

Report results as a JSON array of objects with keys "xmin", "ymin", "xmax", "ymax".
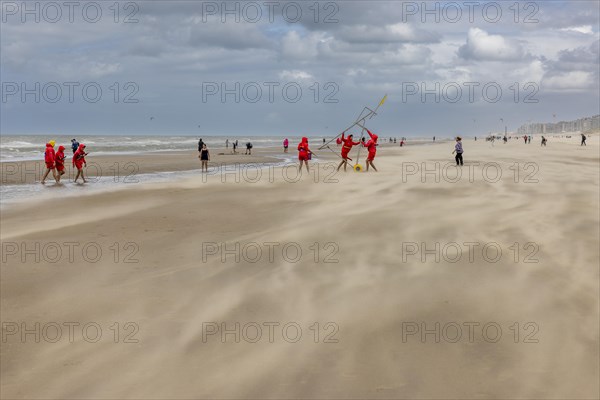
[
  {"xmin": 41, "ymin": 141, "xmax": 57, "ymax": 184},
  {"xmin": 337, "ymin": 132, "xmax": 360, "ymax": 172},
  {"xmin": 54, "ymin": 145, "xmax": 66, "ymax": 182},
  {"xmin": 297, "ymin": 137, "xmax": 313, "ymax": 173},
  {"xmin": 362, "ymin": 129, "xmax": 379, "ymax": 172},
  {"xmin": 73, "ymin": 144, "xmax": 88, "ymax": 183}
]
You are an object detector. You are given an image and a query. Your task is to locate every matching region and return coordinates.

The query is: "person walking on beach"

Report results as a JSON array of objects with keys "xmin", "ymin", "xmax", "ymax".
[
  {"xmin": 452, "ymin": 136, "xmax": 464, "ymax": 166},
  {"xmin": 71, "ymin": 138, "xmax": 79, "ymax": 154},
  {"xmin": 55, "ymin": 145, "xmax": 66, "ymax": 183},
  {"xmin": 245, "ymin": 142, "xmax": 253, "ymax": 155},
  {"xmin": 73, "ymin": 144, "xmax": 88, "ymax": 183},
  {"xmin": 199, "ymin": 143, "xmax": 210, "ymax": 172},
  {"xmin": 297, "ymin": 137, "xmax": 312, "ymax": 173},
  {"xmin": 433, "ymin": 136, "xmax": 436, "ymax": 142},
  {"xmin": 581, "ymin": 133, "xmax": 587, "ymax": 146},
  {"xmin": 226, "ymin": 139, "xmax": 229, "ymax": 148},
  {"xmin": 41, "ymin": 140, "xmax": 57, "ymax": 184},
  {"xmin": 362, "ymin": 128, "xmax": 379, "ymax": 172},
  {"xmin": 232, "ymin": 141, "xmax": 237, "ymax": 154},
  {"xmin": 198, "ymin": 138, "xmax": 205, "ymax": 154},
  {"xmin": 503, "ymin": 135, "xmax": 508, "ymax": 144},
  {"xmin": 283, "ymin": 138, "xmax": 289, "ymax": 153},
  {"xmin": 541, "ymin": 136, "xmax": 547, "ymax": 146},
  {"xmin": 337, "ymin": 133, "xmax": 360, "ymax": 172}
]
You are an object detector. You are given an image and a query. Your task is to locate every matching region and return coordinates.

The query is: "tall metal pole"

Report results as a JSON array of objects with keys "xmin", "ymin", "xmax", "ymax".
[{"xmin": 354, "ymin": 95, "xmax": 387, "ymax": 165}]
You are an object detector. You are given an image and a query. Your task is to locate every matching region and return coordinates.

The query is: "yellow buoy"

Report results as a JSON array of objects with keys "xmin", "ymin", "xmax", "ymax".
[{"xmin": 354, "ymin": 164, "xmax": 363, "ymax": 172}]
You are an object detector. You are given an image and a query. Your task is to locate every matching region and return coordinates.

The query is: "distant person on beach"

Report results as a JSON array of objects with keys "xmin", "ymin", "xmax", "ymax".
[
  {"xmin": 503, "ymin": 135, "xmax": 508, "ymax": 144},
  {"xmin": 283, "ymin": 138, "xmax": 289, "ymax": 153},
  {"xmin": 337, "ymin": 133, "xmax": 360, "ymax": 172},
  {"xmin": 400, "ymin": 139, "xmax": 404, "ymax": 147},
  {"xmin": 297, "ymin": 137, "xmax": 312, "ymax": 172},
  {"xmin": 452, "ymin": 136, "xmax": 464, "ymax": 166},
  {"xmin": 199, "ymin": 143, "xmax": 210, "ymax": 172},
  {"xmin": 198, "ymin": 138, "xmax": 204, "ymax": 153},
  {"xmin": 73, "ymin": 144, "xmax": 88, "ymax": 183},
  {"xmin": 581, "ymin": 133, "xmax": 587, "ymax": 146},
  {"xmin": 232, "ymin": 142, "xmax": 237, "ymax": 154},
  {"xmin": 41, "ymin": 140, "xmax": 57, "ymax": 184},
  {"xmin": 362, "ymin": 128, "xmax": 379, "ymax": 172},
  {"xmin": 523, "ymin": 135, "xmax": 528, "ymax": 144},
  {"xmin": 433, "ymin": 136, "xmax": 436, "ymax": 142},
  {"xmin": 226, "ymin": 139, "xmax": 229, "ymax": 148},
  {"xmin": 55, "ymin": 145, "xmax": 66, "ymax": 182},
  {"xmin": 474, "ymin": 136, "xmax": 477, "ymax": 141},
  {"xmin": 245, "ymin": 142, "xmax": 252, "ymax": 155},
  {"xmin": 323, "ymin": 138, "xmax": 326, "ymax": 144},
  {"xmin": 541, "ymin": 136, "xmax": 547, "ymax": 146},
  {"xmin": 71, "ymin": 138, "xmax": 79, "ymax": 154},
  {"xmin": 528, "ymin": 135, "xmax": 532, "ymax": 144}
]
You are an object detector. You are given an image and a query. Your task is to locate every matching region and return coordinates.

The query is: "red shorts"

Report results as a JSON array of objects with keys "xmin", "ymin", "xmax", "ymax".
[
  {"xmin": 299, "ymin": 153, "xmax": 309, "ymax": 161},
  {"xmin": 56, "ymin": 164, "xmax": 65, "ymax": 172},
  {"xmin": 45, "ymin": 162, "xmax": 55, "ymax": 169},
  {"xmin": 74, "ymin": 162, "xmax": 84, "ymax": 170},
  {"xmin": 367, "ymin": 152, "xmax": 376, "ymax": 161},
  {"xmin": 341, "ymin": 151, "xmax": 350, "ymax": 160}
]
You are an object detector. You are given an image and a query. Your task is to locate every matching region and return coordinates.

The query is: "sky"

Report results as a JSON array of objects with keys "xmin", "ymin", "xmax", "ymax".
[{"xmin": 1, "ymin": 0, "xmax": 599, "ymax": 137}]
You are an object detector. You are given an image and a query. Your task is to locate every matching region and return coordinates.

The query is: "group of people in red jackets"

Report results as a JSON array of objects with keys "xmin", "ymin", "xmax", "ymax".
[
  {"xmin": 297, "ymin": 128, "xmax": 379, "ymax": 173},
  {"xmin": 42, "ymin": 140, "xmax": 88, "ymax": 184}
]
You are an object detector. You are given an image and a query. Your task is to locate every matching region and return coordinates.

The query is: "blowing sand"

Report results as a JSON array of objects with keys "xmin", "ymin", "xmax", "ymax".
[{"xmin": 1, "ymin": 137, "xmax": 598, "ymax": 399}]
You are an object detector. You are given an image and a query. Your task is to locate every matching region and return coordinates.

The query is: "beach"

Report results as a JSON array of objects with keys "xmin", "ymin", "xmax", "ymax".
[{"xmin": 1, "ymin": 136, "xmax": 599, "ymax": 399}]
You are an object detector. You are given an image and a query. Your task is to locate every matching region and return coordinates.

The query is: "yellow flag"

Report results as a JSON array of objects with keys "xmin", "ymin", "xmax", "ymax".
[{"xmin": 379, "ymin": 94, "xmax": 387, "ymax": 107}]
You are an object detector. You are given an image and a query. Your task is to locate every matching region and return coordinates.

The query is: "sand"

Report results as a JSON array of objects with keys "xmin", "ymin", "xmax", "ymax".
[{"xmin": 1, "ymin": 136, "xmax": 598, "ymax": 399}]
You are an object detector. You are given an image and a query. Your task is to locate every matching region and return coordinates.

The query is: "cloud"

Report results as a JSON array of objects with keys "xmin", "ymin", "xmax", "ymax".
[
  {"xmin": 336, "ymin": 23, "xmax": 440, "ymax": 44},
  {"xmin": 541, "ymin": 40, "xmax": 599, "ymax": 92},
  {"xmin": 88, "ymin": 62, "xmax": 121, "ymax": 78},
  {"xmin": 560, "ymin": 25, "xmax": 595, "ymax": 35},
  {"xmin": 188, "ymin": 19, "xmax": 272, "ymax": 50},
  {"xmin": 280, "ymin": 31, "xmax": 332, "ymax": 60},
  {"xmin": 543, "ymin": 71, "xmax": 594, "ymax": 91},
  {"xmin": 370, "ymin": 44, "xmax": 432, "ymax": 66},
  {"xmin": 278, "ymin": 70, "xmax": 314, "ymax": 81},
  {"xmin": 458, "ymin": 28, "xmax": 529, "ymax": 61},
  {"xmin": 508, "ymin": 60, "xmax": 545, "ymax": 83},
  {"xmin": 550, "ymin": 41, "xmax": 600, "ymax": 71}
]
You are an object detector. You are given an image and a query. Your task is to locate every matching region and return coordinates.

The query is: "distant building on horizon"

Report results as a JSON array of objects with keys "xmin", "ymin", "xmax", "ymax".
[{"xmin": 517, "ymin": 115, "xmax": 600, "ymax": 135}]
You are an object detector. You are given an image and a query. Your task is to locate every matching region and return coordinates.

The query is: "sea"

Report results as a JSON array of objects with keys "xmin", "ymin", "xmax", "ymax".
[{"xmin": 0, "ymin": 135, "xmax": 297, "ymax": 162}]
